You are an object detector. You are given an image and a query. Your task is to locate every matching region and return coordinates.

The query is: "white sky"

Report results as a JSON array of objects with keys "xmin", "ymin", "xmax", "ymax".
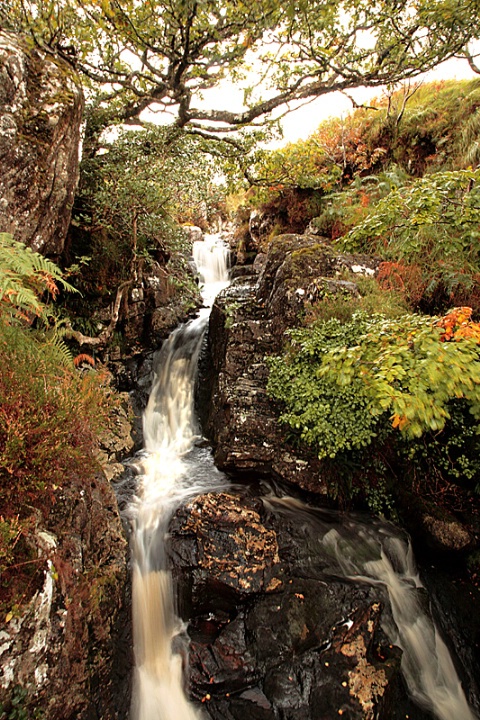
[{"xmin": 194, "ymin": 55, "xmax": 478, "ymax": 148}]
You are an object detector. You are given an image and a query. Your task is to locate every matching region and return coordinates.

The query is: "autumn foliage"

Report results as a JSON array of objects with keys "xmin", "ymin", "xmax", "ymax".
[{"xmin": 437, "ymin": 306, "xmax": 480, "ymax": 343}]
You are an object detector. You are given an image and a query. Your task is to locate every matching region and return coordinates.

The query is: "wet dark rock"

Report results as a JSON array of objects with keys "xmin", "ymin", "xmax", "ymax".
[
  {"xmin": 199, "ymin": 234, "xmax": 379, "ymax": 494},
  {"xmin": 169, "ymin": 490, "xmax": 409, "ymax": 720},
  {"xmin": 170, "ymin": 493, "xmax": 282, "ymax": 602},
  {"xmin": 96, "ymin": 391, "xmax": 135, "ymax": 482},
  {"xmin": 118, "ymin": 256, "xmax": 202, "ymax": 350},
  {"xmin": 0, "ymin": 32, "xmax": 83, "ymax": 256},
  {"xmin": 421, "ymin": 512, "xmax": 474, "ymax": 551},
  {"xmin": 422, "ymin": 564, "xmax": 480, "ymax": 717},
  {"xmin": 255, "ymin": 234, "xmax": 378, "ymax": 337},
  {"xmin": 229, "ymin": 264, "xmax": 259, "ymax": 281}
]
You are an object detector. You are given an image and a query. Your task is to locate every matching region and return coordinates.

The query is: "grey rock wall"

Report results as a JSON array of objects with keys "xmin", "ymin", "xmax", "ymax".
[{"xmin": 0, "ymin": 32, "xmax": 83, "ymax": 256}]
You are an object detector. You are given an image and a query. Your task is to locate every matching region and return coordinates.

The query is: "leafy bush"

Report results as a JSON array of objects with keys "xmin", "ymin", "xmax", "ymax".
[{"xmin": 267, "ymin": 308, "xmax": 480, "ymax": 460}]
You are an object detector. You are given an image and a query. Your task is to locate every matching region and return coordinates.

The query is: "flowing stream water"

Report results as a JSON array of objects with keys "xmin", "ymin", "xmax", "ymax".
[
  {"xmin": 127, "ymin": 232, "xmax": 476, "ymax": 720},
  {"xmin": 129, "ymin": 234, "xmax": 230, "ymax": 720},
  {"xmin": 269, "ymin": 497, "xmax": 478, "ymax": 720}
]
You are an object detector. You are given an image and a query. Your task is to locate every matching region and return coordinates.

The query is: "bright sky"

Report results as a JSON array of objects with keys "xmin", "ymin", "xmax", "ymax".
[
  {"xmin": 193, "ymin": 54, "xmax": 478, "ymax": 148},
  {"xmin": 277, "ymin": 56, "xmax": 478, "ymax": 145},
  {"xmin": 141, "ymin": 50, "xmax": 479, "ymax": 151}
]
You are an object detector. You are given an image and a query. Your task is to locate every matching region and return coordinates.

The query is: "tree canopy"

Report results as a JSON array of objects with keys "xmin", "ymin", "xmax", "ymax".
[{"xmin": 3, "ymin": 0, "xmax": 479, "ymax": 139}]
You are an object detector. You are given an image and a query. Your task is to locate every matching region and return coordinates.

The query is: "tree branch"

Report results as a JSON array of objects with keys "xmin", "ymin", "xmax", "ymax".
[{"xmin": 64, "ymin": 281, "xmax": 132, "ymax": 348}]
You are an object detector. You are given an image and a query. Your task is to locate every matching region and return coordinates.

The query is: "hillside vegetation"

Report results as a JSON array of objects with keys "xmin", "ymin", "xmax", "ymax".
[
  {"xmin": 0, "ymin": 234, "xmax": 116, "ymax": 618},
  {"xmin": 255, "ymin": 81, "xmax": 480, "ymax": 539}
]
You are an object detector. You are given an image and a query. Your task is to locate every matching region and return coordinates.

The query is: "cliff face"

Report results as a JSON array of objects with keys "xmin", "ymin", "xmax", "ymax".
[
  {"xmin": 0, "ymin": 34, "xmax": 133, "ymax": 718},
  {"xmin": 0, "ymin": 473, "xmax": 130, "ymax": 719},
  {"xmin": 0, "ymin": 32, "xmax": 83, "ymax": 256}
]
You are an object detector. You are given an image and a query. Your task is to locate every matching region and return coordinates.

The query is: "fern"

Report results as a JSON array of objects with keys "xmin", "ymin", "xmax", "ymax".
[
  {"xmin": 0, "ymin": 232, "xmax": 78, "ymax": 321},
  {"xmin": 45, "ymin": 334, "xmax": 74, "ymax": 367},
  {"xmin": 458, "ymin": 109, "xmax": 480, "ymax": 168}
]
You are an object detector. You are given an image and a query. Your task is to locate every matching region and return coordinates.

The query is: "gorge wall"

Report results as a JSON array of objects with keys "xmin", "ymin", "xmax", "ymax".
[
  {"xmin": 0, "ymin": 397, "xmax": 134, "ymax": 719},
  {"xmin": 0, "ymin": 34, "xmax": 132, "ymax": 719},
  {"xmin": 0, "ymin": 31, "xmax": 83, "ymax": 256}
]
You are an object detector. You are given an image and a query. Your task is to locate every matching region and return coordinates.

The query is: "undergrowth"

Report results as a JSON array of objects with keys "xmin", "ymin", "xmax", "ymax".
[{"xmin": 0, "ymin": 320, "xmax": 116, "ymax": 616}]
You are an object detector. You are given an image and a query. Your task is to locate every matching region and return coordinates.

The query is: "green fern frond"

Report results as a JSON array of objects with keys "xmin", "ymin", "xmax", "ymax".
[
  {"xmin": 46, "ymin": 335, "xmax": 74, "ymax": 367},
  {"xmin": 0, "ymin": 233, "xmax": 78, "ymax": 321}
]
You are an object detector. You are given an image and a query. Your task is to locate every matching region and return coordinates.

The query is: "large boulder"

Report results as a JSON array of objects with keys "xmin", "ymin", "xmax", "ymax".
[
  {"xmin": 198, "ymin": 234, "xmax": 379, "ymax": 494},
  {"xmin": 168, "ymin": 490, "xmax": 424, "ymax": 720},
  {"xmin": 0, "ymin": 32, "xmax": 84, "ymax": 256}
]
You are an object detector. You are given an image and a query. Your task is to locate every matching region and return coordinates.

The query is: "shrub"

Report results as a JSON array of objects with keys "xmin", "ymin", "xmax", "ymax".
[
  {"xmin": 341, "ymin": 169, "xmax": 480, "ymax": 313},
  {"xmin": 0, "ymin": 240, "xmax": 116, "ymax": 615},
  {"xmin": 267, "ymin": 309, "xmax": 480, "ymax": 459},
  {"xmin": 0, "ymin": 323, "xmax": 113, "ymax": 513}
]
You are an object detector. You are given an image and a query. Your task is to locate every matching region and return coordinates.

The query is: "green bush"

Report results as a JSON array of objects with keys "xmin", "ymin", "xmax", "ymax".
[
  {"xmin": 267, "ymin": 310, "xmax": 480, "ymax": 460},
  {"xmin": 341, "ymin": 169, "xmax": 480, "ymax": 312}
]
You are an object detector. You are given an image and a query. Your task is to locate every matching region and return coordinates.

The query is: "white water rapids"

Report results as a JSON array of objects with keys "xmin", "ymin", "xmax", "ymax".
[
  {"xmin": 323, "ymin": 524, "xmax": 478, "ymax": 720},
  {"xmin": 126, "ymin": 232, "xmax": 476, "ymax": 720},
  {"xmin": 129, "ymin": 234, "xmax": 230, "ymax": 720}
]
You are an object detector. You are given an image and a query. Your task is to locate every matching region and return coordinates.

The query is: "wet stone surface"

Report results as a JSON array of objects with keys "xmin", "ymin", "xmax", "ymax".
[
  {"xmin": 199, "ymin": 234, "xmax": 380, "ymax": 495},
  {"xmin": 168, "ymin": 490, "xmax": 427, "ymax": 720}
]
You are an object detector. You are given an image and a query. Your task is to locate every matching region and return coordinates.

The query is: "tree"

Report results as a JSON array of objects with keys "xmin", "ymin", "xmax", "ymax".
[
  {"xmin": 77, "ymin": 125, "xmax": 221, "ymax": 268},
  {"xmin": 3, "ymin": 0, "xmax": 479, "ymax": 142},
  {"xmin": 62, "ymin": 124, "xmax": 225, "ymax": 345}
]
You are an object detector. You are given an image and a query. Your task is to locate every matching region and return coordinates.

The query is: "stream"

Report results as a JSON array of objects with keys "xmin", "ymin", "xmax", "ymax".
[
  {"xmin": 128, "ymin": 235, "xmax": 230, "ymax": 720},
  {"xmin": 127, "ymin": 233, "xmax": 477, "ymax": 720}
]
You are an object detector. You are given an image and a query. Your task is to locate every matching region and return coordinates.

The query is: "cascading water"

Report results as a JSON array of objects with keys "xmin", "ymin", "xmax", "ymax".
[
  {"xmin": 192, "ymin": 233, "xmax": 230, "ymax": 309},
  {"xmin": 128, "ymin": 233, "xmax": 230, "ymax": 720},
  {"xmin": 322, "ymin": 523, "xmax": 478, "ymax": 720},
  {"xmin": 126, "ymin": 230, "xmax": 476, "ymax": 720},
  {"xmin": 268, "ymin": 497, "xmax": 478, "ymax": 720}
]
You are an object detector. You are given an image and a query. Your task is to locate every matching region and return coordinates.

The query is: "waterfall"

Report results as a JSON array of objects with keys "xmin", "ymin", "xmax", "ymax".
[
  {"xmin": 322, "ymin": 525, "xmax": 477, "ymax": 720},
  {"xmin": 192, "ymin": 233, "xmax": 230, "ymax": 309},
  {"xmin": 128, "ymin": 233, "xmax": 230, "ymax": 720},
  {"xmin": 126, "ymin": 230, "xmax": 477, "ymax": 720},
  {"xmin": 268, "ymin": 497, "xmax": 477, "ymax": 720}
]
